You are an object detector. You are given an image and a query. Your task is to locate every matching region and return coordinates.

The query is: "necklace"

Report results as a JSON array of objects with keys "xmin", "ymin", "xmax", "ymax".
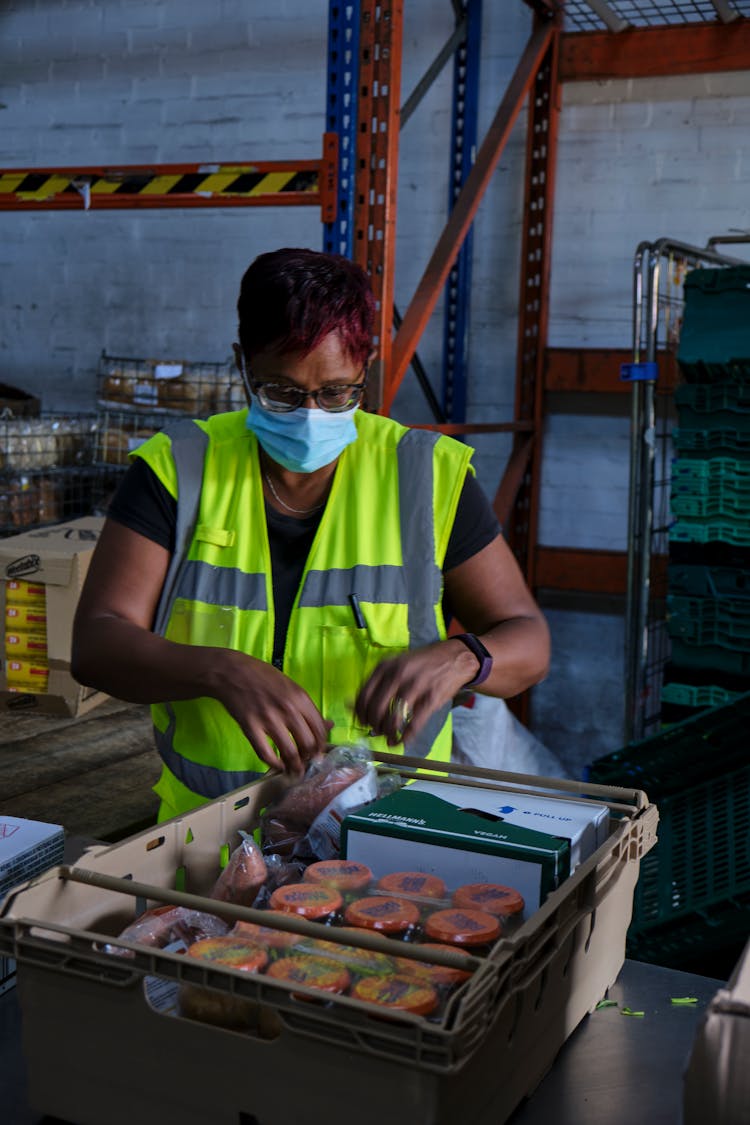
[{"xmin": 263, "ymin": 470, "xmax": 325, "ymax": 515}]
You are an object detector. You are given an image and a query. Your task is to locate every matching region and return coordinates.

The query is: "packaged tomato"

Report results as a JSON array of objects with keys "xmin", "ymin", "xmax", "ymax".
[
  {"xmin": 351, "ymin": 973, "xmax": 438, "ymax": 1017},
  {"xmin": 266, "ymin": 954, "xmax": 351, "ymax": 996},
  {"xmin": 343, "ymin": 895, "xmax": 421, "ymax": 939},
  {"xmin": 180, "ymin": 937, "xmax": 269, "ymax": 1028},
  {"xmin": 303, "ymin": 859, "xmax": 373, "ymax": 895},
  {"xmin": 269, "ymin": 882, "xmax": 343, "ymax": 924},
  {"xmin": 231, "ymin": 913, "xmax": 301, "ymax": 952},
  {"xmin": 423, "ymin": 907, "xmax": 501, "ymax": 951},
  {"xmin": 376, "ymin": 871, "xmax": 446, "ymax": 900},
  {"xmin": 452, "ymin": 882, "xmax": 525, "ymax": 925},
  {"xmin": 392, "ymin": 942, "xmax": 474, "ymax": 987},
  {"xmin": 186, "ymin": 937, "xmax": 269, "ymax": 972},
  {"xmin": 290, "ymin": 934, "xmax": 397, "ymax": 978}
]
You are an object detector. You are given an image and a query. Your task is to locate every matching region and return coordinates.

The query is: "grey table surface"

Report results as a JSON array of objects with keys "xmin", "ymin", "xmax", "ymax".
[{"xmin": 1, "ymin": 957, "xmax": 722, "ymax": 1125}]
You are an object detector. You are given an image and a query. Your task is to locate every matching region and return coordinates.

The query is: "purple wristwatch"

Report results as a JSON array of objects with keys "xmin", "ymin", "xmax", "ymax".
[{"xmin": 453, "ymin": 633, "xmax": 493, "ymax": 688}]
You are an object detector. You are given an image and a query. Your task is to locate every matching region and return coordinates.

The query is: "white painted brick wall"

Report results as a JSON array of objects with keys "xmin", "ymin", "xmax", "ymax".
[{"xmin": 2, "ymin": 1, "xmax": 749, "ymax": 764}]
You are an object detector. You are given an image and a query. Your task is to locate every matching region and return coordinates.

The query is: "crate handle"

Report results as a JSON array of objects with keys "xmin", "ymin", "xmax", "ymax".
[{"xmin": 59, "ymin": 866, "xmax": 483, "ymax": 975}]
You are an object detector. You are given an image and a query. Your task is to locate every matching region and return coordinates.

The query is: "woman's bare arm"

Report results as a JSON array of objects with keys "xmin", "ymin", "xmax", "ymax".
[
  {"xmin": 72, "ymin": 519, "xmax": 330, "ymax": 773},
  {"xmin": 355, "ymin": 534, "xmax": 550, "ymax": 745}
]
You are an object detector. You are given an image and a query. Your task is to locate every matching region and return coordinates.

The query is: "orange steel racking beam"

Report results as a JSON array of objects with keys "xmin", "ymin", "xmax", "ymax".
[
  {"xmin": 560, "ymin": 19, "xmax": 750, "ymax": 82},
  {"xmin": 0, "ymin": 134, "xmax": 339, "ymax": 217},
  {"xmin": 353, "ymin": 1, "xmax": 404, "ymax": 410},
  {"xmin": 504, "ymin": 16, "xmax": 561, "ymax": 596},
  {"xmin": 384, "ymin": 16, "xmax": 556, "ymax": 416}
]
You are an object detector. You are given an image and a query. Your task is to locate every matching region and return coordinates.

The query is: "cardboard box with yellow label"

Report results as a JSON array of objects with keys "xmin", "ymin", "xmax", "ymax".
[{"xmin": 0, "ymin": 517, "xmax": 107, "ymax": 717}]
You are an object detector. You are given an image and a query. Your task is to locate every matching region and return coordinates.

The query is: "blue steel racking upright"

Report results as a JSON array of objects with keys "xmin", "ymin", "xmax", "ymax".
[{"xmin": 323, "ymin": 0, "xmax": 482, "ymax": 424}]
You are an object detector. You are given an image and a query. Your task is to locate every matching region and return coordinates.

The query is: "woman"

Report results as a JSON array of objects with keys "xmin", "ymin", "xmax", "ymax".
[{"xmin": 72, "ymin": 248, "xmax": 550, "ymax": 821}]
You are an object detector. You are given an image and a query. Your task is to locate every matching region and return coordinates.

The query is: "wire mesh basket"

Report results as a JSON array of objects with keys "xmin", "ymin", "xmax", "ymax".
[
  {"xmin": 97, "ymin": 353, "xmax": 245, "ymax": 417},
  {"xmin": 0, "ymin": 414, "xmax": 102, "ymax": 536}
]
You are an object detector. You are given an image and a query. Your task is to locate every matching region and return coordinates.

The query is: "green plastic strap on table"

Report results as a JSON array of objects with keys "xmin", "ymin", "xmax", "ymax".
[
  {"xmin": 621, "ymin": 1006, "xmax": 645, "ymax": 1017},
  {"xmin": 670, "ymin": 996, "xmax": 699, "ymax": 1005},
  {"xmin": 595, "ymin": 999, "xmax": 618, "ymax": 1009}
]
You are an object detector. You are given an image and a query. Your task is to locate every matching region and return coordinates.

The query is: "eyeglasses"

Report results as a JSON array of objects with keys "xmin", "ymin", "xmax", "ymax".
[{"xmin": 248, "ymin": 372, "xmax": 367, "ymax": 413}]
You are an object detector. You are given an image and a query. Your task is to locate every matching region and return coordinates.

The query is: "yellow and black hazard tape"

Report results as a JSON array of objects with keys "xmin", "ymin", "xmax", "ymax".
[{"xmin": 0, "ymin": 166, "xmax": 320, "ymax": 203}]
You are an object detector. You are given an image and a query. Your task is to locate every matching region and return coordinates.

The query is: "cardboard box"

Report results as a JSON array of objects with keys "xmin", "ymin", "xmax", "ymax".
[
  {"xmin": 408, "ymin": 780, "xmax": 611, "ymax": 871},
  {"xmin": 341, "ymin": 787, "xmax": 570, "ymax": 916},
  {"xmin": 0, "ymin": 814, "xmax": 64, "ymax": 901},
  {"xmin": 683, "ymin": 938, "xmax": 750, "ymax": 1125},
  {"xmin": 0, "ymin": 759, "xmax": 658, "ymax": 1125},
  {"xmin": 0, "ymin": 517, "xmax": 107, "ymax": 716}
]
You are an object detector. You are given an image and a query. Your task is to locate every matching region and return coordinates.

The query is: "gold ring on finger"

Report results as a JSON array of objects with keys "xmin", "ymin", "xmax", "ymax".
[{"xmin": 389, "ymin": 695, "xmax": 414, "ymax": 731}]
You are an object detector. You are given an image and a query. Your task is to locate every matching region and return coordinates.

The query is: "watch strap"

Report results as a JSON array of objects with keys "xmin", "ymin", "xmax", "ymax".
[{"xmin": 453, "ymin": 632, "xmax": 493, "ymax": 688}]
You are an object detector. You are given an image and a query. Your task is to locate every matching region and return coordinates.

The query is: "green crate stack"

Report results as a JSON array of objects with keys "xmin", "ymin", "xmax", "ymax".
[
  {"xmin": 677, "ymin": 266, "xmax": 750, "ymax": 384},
  {"xmin": 587, "ymin": 694, "xmax": 750, "ymax": 973},
  {"xmin": 665, "ymin": 266, "xmax": 750, "ymax": 723}
]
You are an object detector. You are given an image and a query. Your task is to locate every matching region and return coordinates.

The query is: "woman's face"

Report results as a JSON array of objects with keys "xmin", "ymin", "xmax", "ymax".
[{"xmin": 244, "ymin": 332, "xmax": 365, "ymax": 411}]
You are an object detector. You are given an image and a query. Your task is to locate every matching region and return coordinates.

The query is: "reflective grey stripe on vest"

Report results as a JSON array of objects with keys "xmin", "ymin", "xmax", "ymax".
[
  {"xmin": 300, "ymin": 564, "xmax": 407, "ymax": 607},
  {"xmin": 153, "ymin": 420, "xmax": 210, "ymax": 637},
  {"xmin": 154, "ymin": 703, "xmax": 264, "ymax": 798},
  {"xmin": 172, "ymin": 559, "xmax": 267, "ymax": 610},
  {"xmin": 396, "ymin": 428, "xmax": 450, "ymax": 758}
]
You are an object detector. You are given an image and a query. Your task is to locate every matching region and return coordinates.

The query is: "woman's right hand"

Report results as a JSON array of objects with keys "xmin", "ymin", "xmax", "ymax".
[
  {"xmin": 72, "ymin": 520, "xmax": 331, "ymax": 777},
  {"xmin": 207, "ymin": 648, "xmax": 332, "ymax": 776}
]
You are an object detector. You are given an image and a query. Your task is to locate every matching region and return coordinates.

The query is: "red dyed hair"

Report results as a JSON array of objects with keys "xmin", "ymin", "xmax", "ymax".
[{"xmin": 237, "ymin": 247, "xmax": 374, "ymax": 366}]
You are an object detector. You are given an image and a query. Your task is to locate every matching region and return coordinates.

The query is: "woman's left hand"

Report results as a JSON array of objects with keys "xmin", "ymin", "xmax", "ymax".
[{"xmin": 354, "ymin": 639, "xmax": 477, "ymax": 747}]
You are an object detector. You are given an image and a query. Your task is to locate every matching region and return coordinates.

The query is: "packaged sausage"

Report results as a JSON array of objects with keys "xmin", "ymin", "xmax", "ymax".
[
  {"xmin": 260, "ymin": 744, "xmax": 378, "ymax": 860},
  {"xmin": 107, "ymin": 904, "xmax": 229, "ymax": 957},
  {"xmin": 209, "ymin": 832, "xmax": 268, "ymax": 907}
]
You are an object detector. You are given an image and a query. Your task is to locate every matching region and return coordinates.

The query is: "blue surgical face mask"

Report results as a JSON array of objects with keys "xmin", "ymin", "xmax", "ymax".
[{"xmin": 246, "ymin": 397, "xmax": 359, "ymax": 473}]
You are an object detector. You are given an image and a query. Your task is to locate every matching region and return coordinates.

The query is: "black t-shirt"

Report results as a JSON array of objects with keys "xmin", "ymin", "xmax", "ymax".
[{"xmin": 108, "ymin": 455, "xmax": 500, "ymax": 666}]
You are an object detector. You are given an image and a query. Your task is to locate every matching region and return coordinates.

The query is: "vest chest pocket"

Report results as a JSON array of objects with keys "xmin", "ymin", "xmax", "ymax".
[{"xmin": 320, "ymin": 622, "xmax": 407, "ymax": 743}]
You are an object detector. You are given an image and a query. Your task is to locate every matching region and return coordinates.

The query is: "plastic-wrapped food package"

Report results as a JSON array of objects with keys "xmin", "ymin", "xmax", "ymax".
[
  {"xmin": 259, "ymin": 744, "xmax": 379, "ymax": 861},
  {"xmin": 209, "ymin": 832, "xmax": 268, "ymax": 906},
  {"xmin": 107, "ymin": 905, "xmax": 229, "ymax": 957}
]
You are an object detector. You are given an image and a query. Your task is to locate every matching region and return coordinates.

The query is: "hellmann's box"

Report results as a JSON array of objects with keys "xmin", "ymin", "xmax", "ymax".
[
  {"xmin": 341, "ymin": 786, "xmax": 572, "ymax": 917},
  {"xmin": 0, "ymin": 517, "xmax": 107, "ymax": 717}
]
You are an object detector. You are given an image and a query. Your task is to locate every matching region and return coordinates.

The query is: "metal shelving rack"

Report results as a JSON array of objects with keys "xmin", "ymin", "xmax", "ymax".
[{"xmin": 624, "ymin": 237, "xmax": 748, "ymax": 742}]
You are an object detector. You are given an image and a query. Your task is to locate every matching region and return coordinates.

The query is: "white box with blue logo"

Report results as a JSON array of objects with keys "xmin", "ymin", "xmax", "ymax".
[{"xmin": 408, "ymin": 780, "xmax": 610, "ymax": 871}]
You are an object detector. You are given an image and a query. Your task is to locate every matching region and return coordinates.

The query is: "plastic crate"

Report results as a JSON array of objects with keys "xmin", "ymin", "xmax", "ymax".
[
  {"xmin": 667, "ymin": 592, "xmax": 750, "ymax": 643},
  {"xmin": 675, "ymin": 384, "xmax": 750, "ymax": 431},
  {"xmin": 677, "ymin": 266, "xmax": 750, "ymax": 383},
  {"xmin": 587, "ymin": 692, "xmax": 750, "ymax": 799},
  {"xmin": 670, "ymin": 458, "xmax": 750, "ymax": 523},
  {"xmin": 627, "ymin": 762, "xmax": 750, "ymax": 953},
  {"xmin": 588, "ymin": 700, "xmax": 750, "ymax": 970},
  {"xmin": 0, "ymin": 759, "xmax": 656, "ymax": 1125},
  {"xmin": 668, "ymin": 563, "xmax": 750, "ymax": 599},
  {"xmin": 670, "ymin": 519, "xmax": 750, "ymax": 548},
  {"xmin": 673, "ymin": 427, "xmax": 750, "ymax": 459},
  {"xmin": 660, "ymin": 682, "xmax": 744, "ymax": 711}
]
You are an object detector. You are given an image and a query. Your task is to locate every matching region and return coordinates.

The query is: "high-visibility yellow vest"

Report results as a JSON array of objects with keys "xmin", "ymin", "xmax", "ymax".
[{"xmin": 134, "ymin": 409, "xmax": 473, "ymax": 819}]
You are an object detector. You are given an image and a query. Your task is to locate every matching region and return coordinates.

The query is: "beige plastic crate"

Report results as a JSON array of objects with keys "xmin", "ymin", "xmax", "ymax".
[{"xmin": 0, "ymin": 758, "xmax": 657, "ymax": 1125}]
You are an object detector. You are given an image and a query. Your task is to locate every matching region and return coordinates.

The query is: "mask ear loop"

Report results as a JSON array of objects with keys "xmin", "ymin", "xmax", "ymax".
[{"xmin": 233, "ymin": 342, "xmax": 254, "ymax": 408}]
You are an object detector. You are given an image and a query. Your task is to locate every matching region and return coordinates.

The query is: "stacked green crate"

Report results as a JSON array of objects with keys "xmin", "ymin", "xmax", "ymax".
[
  {"xmin": 664, "ymin": 267, "xmax": 750, "ymax": 723},
  {"xmin": 587, "ymin": 693, "xmax": 750, "ymax": 974}
]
